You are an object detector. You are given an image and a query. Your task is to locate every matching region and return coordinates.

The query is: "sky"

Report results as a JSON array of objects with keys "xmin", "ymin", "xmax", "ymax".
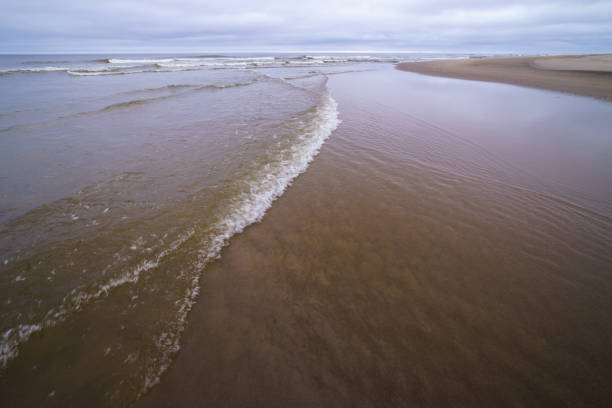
[{"xmin": 0, "ymin": 0, "xmax": 611, "ymax": 54}]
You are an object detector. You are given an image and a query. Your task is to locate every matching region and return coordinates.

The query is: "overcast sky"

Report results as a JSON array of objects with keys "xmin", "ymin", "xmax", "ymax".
[{"xmin": 1, "ymin": 0, "xmax": 611, "ymax": 54}]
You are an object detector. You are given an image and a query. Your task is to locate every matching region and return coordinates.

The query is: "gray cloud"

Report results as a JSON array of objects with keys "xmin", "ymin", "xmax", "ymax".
[{"xmin": 0, "ymin": 0, "xmax": 610, "ymax": 53}]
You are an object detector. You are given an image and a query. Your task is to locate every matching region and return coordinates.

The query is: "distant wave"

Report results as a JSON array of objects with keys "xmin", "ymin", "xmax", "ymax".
[
  {"xmin": 0, "ymin": 124, "xmax": 28, "ymax": 133},
  {"xmin": 67, "ymin": 68, "xmax": 157, "ymax": 76},
  {"xmin": 22, "ymin": 60, "xmax": 71, "ymax": 64},
  {"xmin": 109, "ymin": 58, "xmax": 175, "ymax": 64},
  {"xmin": 193, "ymin": 55, "xmax": 230, "ymax": 58},
  {"xmin": 67, "ymin": 70, "xmax": 127, "ymax": 76},
  {"xmin": 100, "ymin": 98, "xmax": 154, "ymax": 111},
  {"xmin": 0, "ymin": 66, "xmax": 67, "ymax": 76},
  {"xmin": 102, "ymin": 82, "xmax": 256, "ymax": 110},
  {"xmin": 0, "ymin": 80, "xmax": 259, "ymax": 134},
  {"xmin": 64, "ymin": 80, "xmax": 259, "ymax": 116},
  {"xmin": 1, "ymin": 55, "xmax": 409, "ymax": 78},
  {"xmin": 67, "ymin": 67, "xmax": 124, "ymax": 74},
  {"xmin": 119, "ymin": 84, "xmax": 197, "ymax": 95}
]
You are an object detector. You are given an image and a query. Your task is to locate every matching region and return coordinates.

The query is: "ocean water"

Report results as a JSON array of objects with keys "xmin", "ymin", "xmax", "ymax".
[
  {"xmin": 0, "ymin": 52, "xmax": 471, "ymax": 405},
  {"xmin": 1, "ymin": 54, "xmax": 611, "ymax": 406}
]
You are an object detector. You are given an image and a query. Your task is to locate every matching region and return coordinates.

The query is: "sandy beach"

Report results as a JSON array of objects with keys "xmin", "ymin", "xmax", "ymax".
[
  {"xmin": 140, "ymin": 67, "xmax": 612, "ymax": 407},
  {"xmin": 397, "ymin": 54, "xmax": 612, "ymax": 101}
]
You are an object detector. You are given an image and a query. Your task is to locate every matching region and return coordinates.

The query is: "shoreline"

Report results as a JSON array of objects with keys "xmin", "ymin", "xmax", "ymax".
[
  {"xmin": 396, "ymin": 54, "xmax": 612, "ymax": 101},
  {"xmin": 140, "ymin": 68, "xmax": 612, "ymax": 408}
]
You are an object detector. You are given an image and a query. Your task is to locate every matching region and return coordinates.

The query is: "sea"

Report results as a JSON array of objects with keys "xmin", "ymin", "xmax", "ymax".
[{"xmin": 1, "ymin": 53, "xmax": 611, "ymax": 406}]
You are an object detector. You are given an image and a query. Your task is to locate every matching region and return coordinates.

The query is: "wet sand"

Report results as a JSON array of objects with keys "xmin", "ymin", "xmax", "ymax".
[
  {"xmin": 141, "ymin": 68, "xmax": 612, "ymax": 407},
  {"xmin": 396, "ymin": 54, "xmax": 612, "ymax": 101}
]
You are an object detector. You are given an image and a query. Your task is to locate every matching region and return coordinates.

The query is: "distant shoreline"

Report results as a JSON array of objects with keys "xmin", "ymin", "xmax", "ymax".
[{"xmin": 396, "ymin": 54, "xmax": 612, "ymax": 101}]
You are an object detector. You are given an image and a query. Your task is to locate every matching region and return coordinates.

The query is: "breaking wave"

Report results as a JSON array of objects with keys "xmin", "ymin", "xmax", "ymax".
[
  {"xmin": 0, "ymin": 54, "xmax": 413, "ymax": 78},
  {"xmin": 0, "ymin": 66, "xmax": 68, "ymax": 75},
  {"xmin": 0, "ymin": 88, "xmax": 341, "ymax": 402},
  {"xmin": 91, "ymin": 81, "xmax": 258, "ymax": 113},
  {"xmin": 138, "ymin": 89, "xmax": 340, "ymax": 395}
]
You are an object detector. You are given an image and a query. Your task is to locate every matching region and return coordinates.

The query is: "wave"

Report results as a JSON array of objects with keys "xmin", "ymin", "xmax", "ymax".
[
  {"xmin": 67, "ymin": 67, "xmax": 125, "ymax": 74},
  {"xmin": 67, "ymin": 72, "xmax": 117, "ymax": 76},
  {"xmin": 109, "ymin": 58, "xmax": 175, "ymax": 64},
  {"xmin": 1, "ymin": 66, "xmax": 148, "ymax": 77},
  {"xmin": 194, "ymin": 83, "xmax": 253, "ymax": 92},
  {"xmin": 193, "ymin": 55, "xmax": 230, "ymax": 58},
  {"xmin": 27, "ymin": 80, "xmax": 258, "ymax": 121},
  {"xmin": 119, "ymin": 84, "xmax": 197, "ymax": 95},
  {"xmin": 0, "ymin": 80, "xmax": 259, "ymax": 133},
  {"xmin": 156, "ymin": 61, "xmax": 249, "ymax": 68},
  {"xmin": 139, "ymin": 89, "xmax": 341, "ymax": 395},
  {"xmin": 0, "ymin": 66, "xmax": 67, "ymax": 75},
  {"xmin": 0, "ymin": 124, "xmax": 27, "ymax": 133},
  {"xmin": 1, "ymin": 55, "xmax": 400, "ymax": 79},
  {"xmin": 282, "ymin": 69, "xmax": 374, "ymax": 81},
  {"xmin": 22, "ymin": 60, "xmax": 71, "ymax": 64},
  {"xmin": 96, "ymin": 81, "xmax": 256, "ymax": 112},
  {"xmin": 0, "ymin": 80, "xmax": 258, "ymax": 134},
  {"xmin": 67, "ymin": 68, "xmax": 159, "ymax": 76},
  {"xmin": 67, "ymin": 70, "xmax": 126, "ymax": 76},
  {"xmin": 285, "ymin": 60, "xmax": 325, "ymax": 65},
  {"xmin": 0, "ymin": 229, "xmax": 196, "ymax": 370},
  {"xmin": 67, "ymin": 67, "xmax": 195, "ymax": 76},
  {"xmin": 0, "ymin": 88, "xmax": 341, "ymax": 400},
  {"xmin": 100, "ymin": 98, "xmax": 155, "ymax": 111},
  {"xmin": 218, "ymin": 57, "xmax": 275, "ymax": 61}
]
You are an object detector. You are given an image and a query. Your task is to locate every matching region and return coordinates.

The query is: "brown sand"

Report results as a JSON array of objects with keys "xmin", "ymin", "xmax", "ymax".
[
  {"xmin": 396, "ymin": 54, "xmax": 612, "ymax": 101},
  {"xmin": 140, "ymin": 69, "xmax": 612, "ymax": 408}
]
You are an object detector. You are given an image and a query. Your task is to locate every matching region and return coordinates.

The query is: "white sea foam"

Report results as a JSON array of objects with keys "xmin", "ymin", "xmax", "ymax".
[
  {"xmin": 67, "ymin": 70, "xmax": 124, "ymax": 76},
  {"xmin": 2, "ymin": 54, "xmax": 400, "ymax": 80},
  {"xmin": 108, "ymin": 58, "xmax": 174, "ymax": 64},
  {"xmin": 0, "ymin": 66, "xmax": 68, "ymax": 74},
  {"xmin": 288, "ymin": 60, "xmax": 325, "ymax": 65},
  {"xmin": 0, "ymin": 229, "xmax": 195, "ymax": 369},
  {"xmin": 232, "ymin": 57, "xmax": 275, "ymax": 61},
  {"xmin": 0, "ymin": 324, "xmax": 41, "ymax": 368},
  {"xmin": 156, "ymin": 61, "xmax": 248, "ymax": 69}
]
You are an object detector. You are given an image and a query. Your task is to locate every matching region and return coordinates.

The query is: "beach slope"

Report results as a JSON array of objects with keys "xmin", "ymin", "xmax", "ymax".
[{"xmin": 397, "ymin": 54, "xmax": 612, "ymax": 101}]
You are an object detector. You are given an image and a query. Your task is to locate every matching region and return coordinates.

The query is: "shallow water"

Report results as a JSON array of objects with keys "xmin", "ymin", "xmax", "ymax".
[
  {"xmin": 0, "ymin": 53, "xmax": 349, "ymax": 405},
  {"xmin": 1, "ymin": 56, "xmax": 611, "ymax": 406},
  {"xmin": 142, "ymin": 68, "xmax": 612, "ymax": 407}
]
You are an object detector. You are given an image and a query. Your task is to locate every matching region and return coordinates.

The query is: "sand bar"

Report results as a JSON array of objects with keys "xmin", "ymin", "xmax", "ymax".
[{"xmin": 397, "ymin": 54, "xmax": 612, "ymax": 101}]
